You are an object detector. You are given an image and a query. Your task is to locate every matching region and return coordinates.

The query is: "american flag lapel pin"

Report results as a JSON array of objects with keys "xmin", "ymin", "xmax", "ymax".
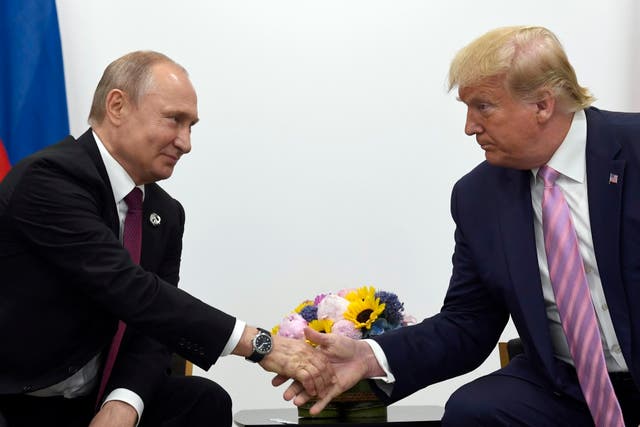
[{"xmin": 609, "ymin": 173, "xmax": 619, "ymax": 184}]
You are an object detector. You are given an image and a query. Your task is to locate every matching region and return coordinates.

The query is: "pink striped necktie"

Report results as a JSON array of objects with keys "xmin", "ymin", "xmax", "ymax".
[
  {"xmin": 96, "ymin": 187, "xmax": 143, "ymax": 406},
  {"xmin": 539, "ymin": 165, "xmax": 623, "ymax": 427}
]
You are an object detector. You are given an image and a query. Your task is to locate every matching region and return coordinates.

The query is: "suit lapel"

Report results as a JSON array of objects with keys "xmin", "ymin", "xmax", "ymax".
[
  {"xmin": 584, "ymin": 108, "xmax": 631, "ymax": 357},
  {"xmin": 497, "ymin": 168, "xmax": 557, "ymax": 373},
  {"xmin": 77, "ymin": 129, "xmax": 119, "ymax": 236}
]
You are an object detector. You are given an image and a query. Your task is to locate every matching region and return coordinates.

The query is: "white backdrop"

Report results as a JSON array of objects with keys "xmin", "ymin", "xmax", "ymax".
[{"xmin": 56, "ymin": 0, "xmax": 640, "ymax": 416}]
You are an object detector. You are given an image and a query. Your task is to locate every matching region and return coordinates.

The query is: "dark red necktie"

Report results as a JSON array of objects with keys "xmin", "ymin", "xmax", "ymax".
[{"xmin": 96, "ymin": 188, "xmax": 143, "ymax": 406}]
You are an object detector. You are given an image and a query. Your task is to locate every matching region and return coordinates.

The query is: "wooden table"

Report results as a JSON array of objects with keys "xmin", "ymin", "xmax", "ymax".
[{"xmin": 234, "ymin": 405, "xmax": 443, "ymax": 426}]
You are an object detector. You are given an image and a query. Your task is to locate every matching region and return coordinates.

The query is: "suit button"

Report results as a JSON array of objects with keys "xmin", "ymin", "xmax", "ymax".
[{"xmin": 23, "ymin": 385, "xmax": 34, "ymax": 392}]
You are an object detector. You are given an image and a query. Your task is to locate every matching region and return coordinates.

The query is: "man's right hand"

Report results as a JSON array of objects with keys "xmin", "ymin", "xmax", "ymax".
[
  {"xmin": 234, "ymin": 325, "xmax": 338, "ymax": 399},
  {"xmin": 259, "ymin": 331, "xmax": 337, "ymax": 399},
  {"xmin": 272, "ymin": 327, "xmax": 384, "ymax": 415}
]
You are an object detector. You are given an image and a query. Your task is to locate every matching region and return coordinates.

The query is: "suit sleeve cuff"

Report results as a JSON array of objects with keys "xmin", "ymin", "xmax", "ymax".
[{"xmin": 103, "ymin": 388, "xmax": 144, "ymax": 426}]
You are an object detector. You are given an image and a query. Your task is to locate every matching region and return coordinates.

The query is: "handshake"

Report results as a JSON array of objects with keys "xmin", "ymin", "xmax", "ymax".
[{"xmin": 241, "ymin": 325, "xmax": 385, "ymax": 415}]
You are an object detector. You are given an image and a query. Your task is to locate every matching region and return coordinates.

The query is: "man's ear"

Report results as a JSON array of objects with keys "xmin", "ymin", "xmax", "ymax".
[
  {"xmin": 535, "ymin": 89, "xmax": 556, "ymax": 124},
  {"xmin": 104, "ymin": 89, "xmax": 129, "ymax": 126}
]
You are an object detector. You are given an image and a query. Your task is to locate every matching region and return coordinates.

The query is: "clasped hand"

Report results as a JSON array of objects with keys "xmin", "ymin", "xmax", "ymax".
[{"xmin": 271, "ymin": 327, "xmax": 375, "ymax": 416}]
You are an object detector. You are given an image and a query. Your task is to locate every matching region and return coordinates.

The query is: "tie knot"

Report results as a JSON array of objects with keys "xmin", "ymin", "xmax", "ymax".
[
  {"xmin": 124, "ymin": 187, "xmax": 143, "ymax": 212},
  {"xmin": 538, "ymin": 165, "xmax": 560, "ymax": 187}
]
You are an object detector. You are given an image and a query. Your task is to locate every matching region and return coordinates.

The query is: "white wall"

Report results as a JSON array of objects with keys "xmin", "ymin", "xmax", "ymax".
[{"xmin": 56, "ymin": 0, "xmax": 639, "ymax": 416}]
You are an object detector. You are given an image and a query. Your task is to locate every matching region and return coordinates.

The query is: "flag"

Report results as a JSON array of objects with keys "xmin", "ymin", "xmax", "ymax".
[
  {"xmin": 0, "ymin": 139, "xmax": 10, "ymax": 179},
  {"xmin": 0, "ymin": 0, "xmax": 69, "ymax": 181}
]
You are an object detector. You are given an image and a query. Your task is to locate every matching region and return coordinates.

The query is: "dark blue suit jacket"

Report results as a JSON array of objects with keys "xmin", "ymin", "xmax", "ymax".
[{"xmin": 374, "ymin": 107, "xmax": 640, "ymax": 403}]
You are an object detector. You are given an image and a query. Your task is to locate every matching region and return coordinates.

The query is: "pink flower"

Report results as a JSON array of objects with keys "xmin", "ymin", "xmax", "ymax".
[
  {"xmin": 317, "ymin": 294, "xmax": 349, "ymax": 322},
  {"xmin": 278, "ymin": 313, "xmax": 308, "ymax": 339},
  {"xmin": 332, "ymin": 319, "xmax": 363, "ymax": 339},
  {"xmin": 314, "ymin": 293, "xmax": 327, "ymax": 305}
]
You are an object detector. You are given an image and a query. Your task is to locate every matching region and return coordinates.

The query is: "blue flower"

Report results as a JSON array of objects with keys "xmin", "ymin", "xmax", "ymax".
[
  {"xmin": 299, "ymin": 305, "xmax": 318, "ymax": 323},
  {"xmin": 375, "ymin": 291, "xmax": 404, "ymax": 326}
]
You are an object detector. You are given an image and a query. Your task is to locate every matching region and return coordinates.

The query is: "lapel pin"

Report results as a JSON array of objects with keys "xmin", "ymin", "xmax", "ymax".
[
  {"xmin": 609, "ymin": 173, "xmax": 619, "ymax": 184},
  {"xmin": 149, "ymin": 213, "xmax": 161, "ymax": 227}
]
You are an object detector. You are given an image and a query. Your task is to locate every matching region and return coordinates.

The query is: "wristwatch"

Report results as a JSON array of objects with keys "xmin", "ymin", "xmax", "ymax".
[{"xmin": 246, "ymin": 328, "xmax": 273, "ymax": 363}]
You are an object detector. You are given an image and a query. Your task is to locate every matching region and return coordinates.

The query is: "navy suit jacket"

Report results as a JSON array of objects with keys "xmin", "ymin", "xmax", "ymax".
[
  {"xmin": 374, "ymin": 107, "xmax": 640, "ymax": 403},
  {"xmin": 0, "ymin": 130, "xmax": 236, "ymax": 402}
]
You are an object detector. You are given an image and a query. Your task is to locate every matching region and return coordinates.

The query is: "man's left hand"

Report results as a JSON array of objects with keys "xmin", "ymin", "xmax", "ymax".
[{"xmin": 89, "ymin": 400, "xmax": 138, "ymax": 427}]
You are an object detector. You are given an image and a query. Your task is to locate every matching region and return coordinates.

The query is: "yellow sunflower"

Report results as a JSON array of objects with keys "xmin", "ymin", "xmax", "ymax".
[
  {"xmin": 271, "ymin": 325, "xmax": 280, "ymax": 335},
  {"xmin": 306, "ymin": 318, "xmax": 334, "ymax": 346},
  {"xmin": 294, "ymin": 300, "xmax": 314, "ymax": 313},
  {"xmin": 309, "ymin": 318, "xmax": 334, "ymax": 334},
  {"xmin": 345, "ymin": 285, "xmax": 376, "ymax": 302},
  {"xmin": 344, "ymin": 294, "xmax": 385, "ymax": 330}
]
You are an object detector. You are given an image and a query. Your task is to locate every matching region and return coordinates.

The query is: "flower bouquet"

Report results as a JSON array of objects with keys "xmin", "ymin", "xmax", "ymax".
[{"xmin": 273, "ymin": 285, "xmax": 415, "ymax": 419}]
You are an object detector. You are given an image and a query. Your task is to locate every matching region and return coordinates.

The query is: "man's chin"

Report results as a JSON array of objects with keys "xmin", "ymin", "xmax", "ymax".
[
  {"xmin": 484, "ymin": 154, "xmax": 509, "ymax": 168},
  {"xmin": 152, "ymin": 167, "xmax": 175, "ymax": 182}
]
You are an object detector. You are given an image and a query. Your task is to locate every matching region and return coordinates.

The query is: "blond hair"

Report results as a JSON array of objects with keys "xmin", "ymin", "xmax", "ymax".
[
  {"xmin": 88, "ymin": 51, "xmax": 186, "ymax": 126},
  {"xmin": 448, "ymin": 26, "xmax": 594, "ymax": 111}
]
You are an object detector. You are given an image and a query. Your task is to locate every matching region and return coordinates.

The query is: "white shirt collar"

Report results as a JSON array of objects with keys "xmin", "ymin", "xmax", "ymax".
[
  {"xmin": 532, "ymin": 109, "xmax": 587, "ymax": 183},
  {"xmin": 92, "ymin": 130, "xmax": 145, "ymax": 203}
]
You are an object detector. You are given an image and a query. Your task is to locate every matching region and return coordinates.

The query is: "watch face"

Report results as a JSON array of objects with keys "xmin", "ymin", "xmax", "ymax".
[{"xmin": 255, "ymin": 333, "xmax": 273, "ymax": 354}]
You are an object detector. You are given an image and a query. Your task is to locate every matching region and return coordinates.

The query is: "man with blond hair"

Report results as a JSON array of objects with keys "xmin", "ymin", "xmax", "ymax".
[
  {"xmin": 284, "ymin": 26, "xmax": 640, "ymax": 426},
  {"xmin": 0, "ymin": 51, "xmax": 335, "ymax": 427}
]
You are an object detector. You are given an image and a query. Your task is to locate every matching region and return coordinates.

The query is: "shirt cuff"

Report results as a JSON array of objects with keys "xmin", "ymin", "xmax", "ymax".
[
  {"xmin": 363, "ymin": 339, "xmax": 396, "ymax": 396},
  {"xmin": 220, "ymin": 319, "xmax": 246, "ymax": 357},
  {"xmin": 103, "ymin": 388, "xmax": 144, "ymax": 426}
]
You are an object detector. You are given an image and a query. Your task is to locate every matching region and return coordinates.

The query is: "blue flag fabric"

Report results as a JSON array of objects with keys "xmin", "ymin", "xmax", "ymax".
[{"xmin": 0, "ymin": 0, "xmax": 69, "ymax": 170}]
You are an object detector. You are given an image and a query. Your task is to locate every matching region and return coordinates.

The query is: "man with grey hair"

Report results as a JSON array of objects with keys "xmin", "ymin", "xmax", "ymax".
[
  {"xmin": 0, "ymin": 51, "xmax": 335, "ymax": 427},
  {"xmin": 284, "ymin": 26, "xmax": 640, "ymax": 426}
]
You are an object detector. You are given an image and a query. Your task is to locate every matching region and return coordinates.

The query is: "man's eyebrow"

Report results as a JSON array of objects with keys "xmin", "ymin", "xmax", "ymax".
[
  {"xmin": 456, "ymin": 95, "xmax": 474, "ymax": 104},
  {"xmin": 166, "ymin": 110, "xmax": 199, "ymax": 125}
]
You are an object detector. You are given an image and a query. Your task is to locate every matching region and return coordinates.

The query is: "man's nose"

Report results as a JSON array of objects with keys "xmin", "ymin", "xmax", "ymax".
[
  {"xmin": 464, "ymin": 111, "xmax": 481, "ymax": 136},
  {"xmin": 175, "ymin": 127, "xmax": 192, "ymax": 154}
]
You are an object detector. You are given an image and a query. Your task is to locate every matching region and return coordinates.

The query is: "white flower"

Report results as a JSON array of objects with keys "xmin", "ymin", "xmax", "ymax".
[{"xmin": 317, "ymin": 294, "xmax": 350, "ymax": 322}]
